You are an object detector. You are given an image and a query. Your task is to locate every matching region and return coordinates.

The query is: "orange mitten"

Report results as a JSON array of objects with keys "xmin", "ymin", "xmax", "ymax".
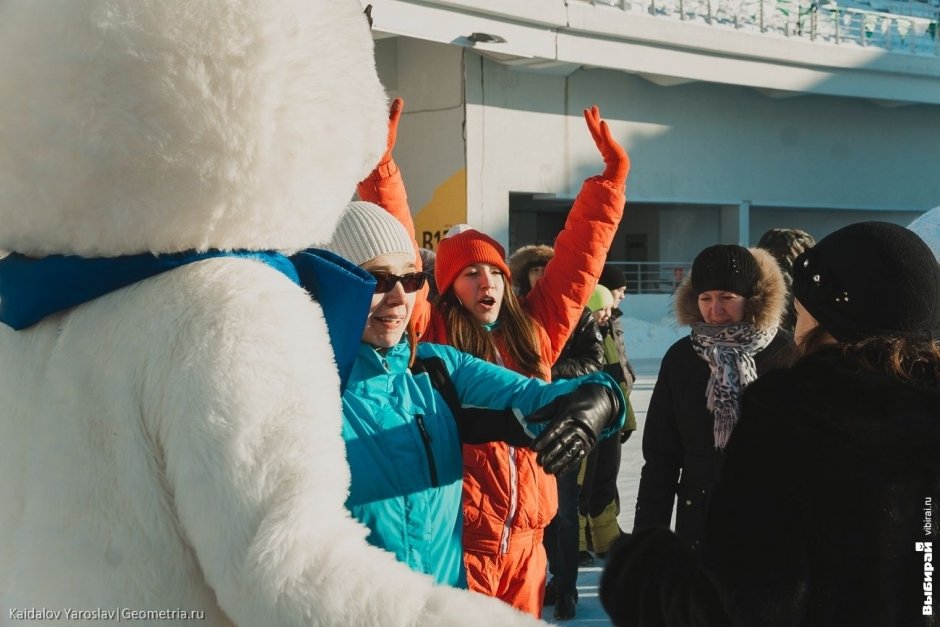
[{"xmin": 583, "ymin": 105, "xmax": 630, "ymax": 188}]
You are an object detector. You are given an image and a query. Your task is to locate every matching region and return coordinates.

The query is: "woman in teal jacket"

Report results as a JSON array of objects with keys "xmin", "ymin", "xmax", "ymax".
[{"xmin": 326, "ymin": 201, "xmax": 625, "ymax": 587}]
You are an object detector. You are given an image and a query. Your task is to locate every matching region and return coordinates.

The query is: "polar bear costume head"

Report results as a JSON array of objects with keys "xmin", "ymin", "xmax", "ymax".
[
  {"xmin": 0, "ymin": 0, "xmax": 385, "ymax": 255},
  {"xmin": 0, "ymin": 2, "xmax": 543, "ymax": 625}
]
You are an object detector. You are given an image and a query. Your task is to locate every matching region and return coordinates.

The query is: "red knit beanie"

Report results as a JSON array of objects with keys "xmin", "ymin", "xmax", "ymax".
[{"xmin": 435, "ymin": 228, "xmax": 511, "ymax": 295}]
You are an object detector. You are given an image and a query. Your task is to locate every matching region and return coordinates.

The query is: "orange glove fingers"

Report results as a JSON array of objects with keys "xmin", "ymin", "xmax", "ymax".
[
  {"xmin": 583, "ymin": 105, "xmax": 629, "ymax": 187},
  {"xmin": 380, "ymin": 96, "xmax": 404, "ymax": 166},
  {"xmin": 583, "ymin": 105, "xmax": 603, "ymax": 147}
]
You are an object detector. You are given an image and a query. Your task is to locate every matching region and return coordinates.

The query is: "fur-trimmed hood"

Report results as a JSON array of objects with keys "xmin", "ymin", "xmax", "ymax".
[
  {"xmin": 0, "ymin": 0, "xmax": 388, "ymax": 257},
  {"xmin": 507, "ymin": 244, "xmax": 554, "ymax": 293},
  {"xmin": 674, "ymin": 246, "xmax": 786, "ymax": 331}
]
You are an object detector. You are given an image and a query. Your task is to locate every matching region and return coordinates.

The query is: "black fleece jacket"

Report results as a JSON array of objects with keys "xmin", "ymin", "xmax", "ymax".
[{"xmin": 551, "ymin": 307, "xmax": 605, "ymax": 380}]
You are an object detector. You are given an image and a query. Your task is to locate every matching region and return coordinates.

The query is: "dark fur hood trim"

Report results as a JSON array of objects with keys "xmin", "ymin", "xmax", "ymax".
[
  {"xmin": 675, "ymin": 246, "xmax": 786, "ymax": 331},
  {"xmin": 507, "ymin": 244, "xmax": 554, "ymax": 292}
]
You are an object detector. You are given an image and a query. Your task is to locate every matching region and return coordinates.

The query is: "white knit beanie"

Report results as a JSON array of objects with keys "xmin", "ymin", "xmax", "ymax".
[{"xmin": 324, "ymin": 201, "xmax": 414, "ymax": 267}]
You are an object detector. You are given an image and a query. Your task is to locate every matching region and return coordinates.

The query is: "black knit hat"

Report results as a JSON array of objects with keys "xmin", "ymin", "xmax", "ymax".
[
  {"xmin": 599, "ymin": 264, "xmax": 627, "ymax": 291},
  {"xmin": 792, "ymin": 221, "xmax": 940, "ymax": 342},
  {"xmin": 690, "ymin": 245, "xmax": 760, "ymax": 298}
]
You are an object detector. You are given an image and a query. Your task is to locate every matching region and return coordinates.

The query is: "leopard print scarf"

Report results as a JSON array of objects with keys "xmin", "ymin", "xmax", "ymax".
[{"xmin": 691, "ymin": 323, "xmax": 776, "ymax": 449}]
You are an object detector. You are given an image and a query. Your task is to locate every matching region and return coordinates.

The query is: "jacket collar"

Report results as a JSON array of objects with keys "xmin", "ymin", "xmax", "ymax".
[{"xmin": 349, "ymin": 339, "xmax": 412, "ymax": 388}]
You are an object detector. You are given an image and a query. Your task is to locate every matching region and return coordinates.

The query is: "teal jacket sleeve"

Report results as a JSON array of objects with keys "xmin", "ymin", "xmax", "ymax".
[{"xmin": 417, "ymin": 343, "xmax": 626, "ymax": 439}]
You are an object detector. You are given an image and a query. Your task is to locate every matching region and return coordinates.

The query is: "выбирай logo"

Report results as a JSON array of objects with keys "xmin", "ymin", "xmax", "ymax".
[{"xmin": 915, "ymin": 541, "xmax": 933, "ymax": 616}]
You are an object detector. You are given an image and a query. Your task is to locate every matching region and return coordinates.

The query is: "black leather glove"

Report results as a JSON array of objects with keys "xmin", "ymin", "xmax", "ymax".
[{"xmin": 526, "ymin": 383, "xmax": 622, "ymax": 476}]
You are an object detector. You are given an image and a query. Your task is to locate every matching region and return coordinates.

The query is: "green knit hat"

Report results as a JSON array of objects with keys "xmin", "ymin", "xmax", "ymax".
[{"xmin": 587, "ymin": 284, "xmax": 614, "ymax": 312}]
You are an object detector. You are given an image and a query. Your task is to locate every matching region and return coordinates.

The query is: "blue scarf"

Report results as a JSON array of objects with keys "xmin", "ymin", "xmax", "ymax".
[{"xmin": 0, "ymin": 249, "xmax": 375, "ymax": 390}]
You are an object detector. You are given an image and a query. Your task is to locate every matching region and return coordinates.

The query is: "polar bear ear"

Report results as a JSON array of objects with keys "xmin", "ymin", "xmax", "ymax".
[{"xmin": 0, "ymin": 0, "xmax": 388, "ymax": 257}]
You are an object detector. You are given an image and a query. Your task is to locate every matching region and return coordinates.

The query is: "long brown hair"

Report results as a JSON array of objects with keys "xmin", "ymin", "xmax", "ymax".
[
  {"xmin": 437, "ymin": 280, "xmax": 547, "ymax": 379},
  {"xmin": 801, "ymin": 327, "xmax": 940, "ymax": 385},
  {"xmin": 797, "ymin": 325, "xmax": 835, "ymax": 358},
  {"xmin": 841, "ymin": 336, "xmax": 940, "ymax": 384}
]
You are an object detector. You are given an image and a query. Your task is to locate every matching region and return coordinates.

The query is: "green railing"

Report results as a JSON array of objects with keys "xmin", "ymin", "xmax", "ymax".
[{"xmin": 591, "ymin": 0, "xmax": 940, "ymax": 54}]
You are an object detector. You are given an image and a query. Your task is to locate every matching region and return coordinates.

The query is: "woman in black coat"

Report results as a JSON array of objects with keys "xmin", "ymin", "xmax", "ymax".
[
  {"xmin": 634, "ymin": 244, "xmax": 796, "ymax": 552},
  {"xmin": 602, "ymin": 221, "xmax": 940, "ymax": 627}
]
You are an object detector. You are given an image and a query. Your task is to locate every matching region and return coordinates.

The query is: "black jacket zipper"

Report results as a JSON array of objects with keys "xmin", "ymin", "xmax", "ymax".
[{"xmin": 414, "ymin": 414, "xmax": 439, "ymax": 487}]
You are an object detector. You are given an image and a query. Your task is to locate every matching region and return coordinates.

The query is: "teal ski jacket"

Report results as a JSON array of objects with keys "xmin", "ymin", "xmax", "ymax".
[{"xmin": 342, "ymin": 339, "xmax": 624, "ymax": 587}]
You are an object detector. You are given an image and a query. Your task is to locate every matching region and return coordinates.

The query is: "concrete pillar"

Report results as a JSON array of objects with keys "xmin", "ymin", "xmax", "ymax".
[{"xmin": 720, "ymin": 201, "xmax": 751, "ymax": 246}]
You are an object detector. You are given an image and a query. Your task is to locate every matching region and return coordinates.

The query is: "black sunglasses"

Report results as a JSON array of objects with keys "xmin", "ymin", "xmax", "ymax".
[{"xmin": 369, "ymin": 271, "xmax": 427, "ymax": 294}]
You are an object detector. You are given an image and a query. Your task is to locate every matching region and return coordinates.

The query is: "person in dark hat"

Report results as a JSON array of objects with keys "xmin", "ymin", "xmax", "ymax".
[
  {"xmin": 600, "ymin": 221, "xmax": 940, "ymax": 627},
  {"xmin": 756, "ymin": 227, "xmax": 816, "ymax": 333},
  {"xmin": 577, "ymin": 265, "xmax": 638, "ymax": 568},
  {"xmin": 632, "ymin": 244, "xmax": 796, "ymax": 553},
  {"xmin": 595, "ymin": 263, "xmax": 637, "ymax": 404}
]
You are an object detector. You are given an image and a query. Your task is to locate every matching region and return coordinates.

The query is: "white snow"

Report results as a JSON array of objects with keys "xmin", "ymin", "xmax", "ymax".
[{"xmin": 621, "ymin": 316, "xmax": 686, "ymax": 360}]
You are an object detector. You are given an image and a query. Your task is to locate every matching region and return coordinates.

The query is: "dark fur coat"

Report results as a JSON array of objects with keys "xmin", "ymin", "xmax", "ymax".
[{"xmin": 603, "ymin": 345, "xmax": 940, "ymax": 626}]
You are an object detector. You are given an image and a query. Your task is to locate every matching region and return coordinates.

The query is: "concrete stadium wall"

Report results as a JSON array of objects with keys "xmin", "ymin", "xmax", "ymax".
[{"xmin": 376, "ymin": 37, "xmax": 940, "ymax": 257}]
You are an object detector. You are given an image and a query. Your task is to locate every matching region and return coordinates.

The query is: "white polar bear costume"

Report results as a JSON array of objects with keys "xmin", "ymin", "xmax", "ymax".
[{"xmin": 0, "ymin": 1, "xmax": 543, "ymax": 625}]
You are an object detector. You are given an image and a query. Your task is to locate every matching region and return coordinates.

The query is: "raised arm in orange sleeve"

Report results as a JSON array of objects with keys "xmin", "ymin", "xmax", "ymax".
[
  {"xmin": 356, "ymin": 97, "xmax": 432, "ymax": 337},
  {"xmin": 524, "ymin": 106, "xmax": 629, "ymax": 363}
]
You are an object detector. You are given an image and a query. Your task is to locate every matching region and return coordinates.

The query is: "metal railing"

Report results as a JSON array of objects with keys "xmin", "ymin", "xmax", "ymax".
[
  {"xmin": 607, "ymin": 261, "xmax": 693, "ymax": 294},
  {"xmin": 592, "ymin": 0, "xmax": 940, "ymax": 55}
]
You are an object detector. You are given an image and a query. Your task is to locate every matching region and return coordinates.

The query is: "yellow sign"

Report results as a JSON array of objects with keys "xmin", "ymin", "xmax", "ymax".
[{"xmin": 414, "ymin": 168, "xmax": 467, "ymax": 251}]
